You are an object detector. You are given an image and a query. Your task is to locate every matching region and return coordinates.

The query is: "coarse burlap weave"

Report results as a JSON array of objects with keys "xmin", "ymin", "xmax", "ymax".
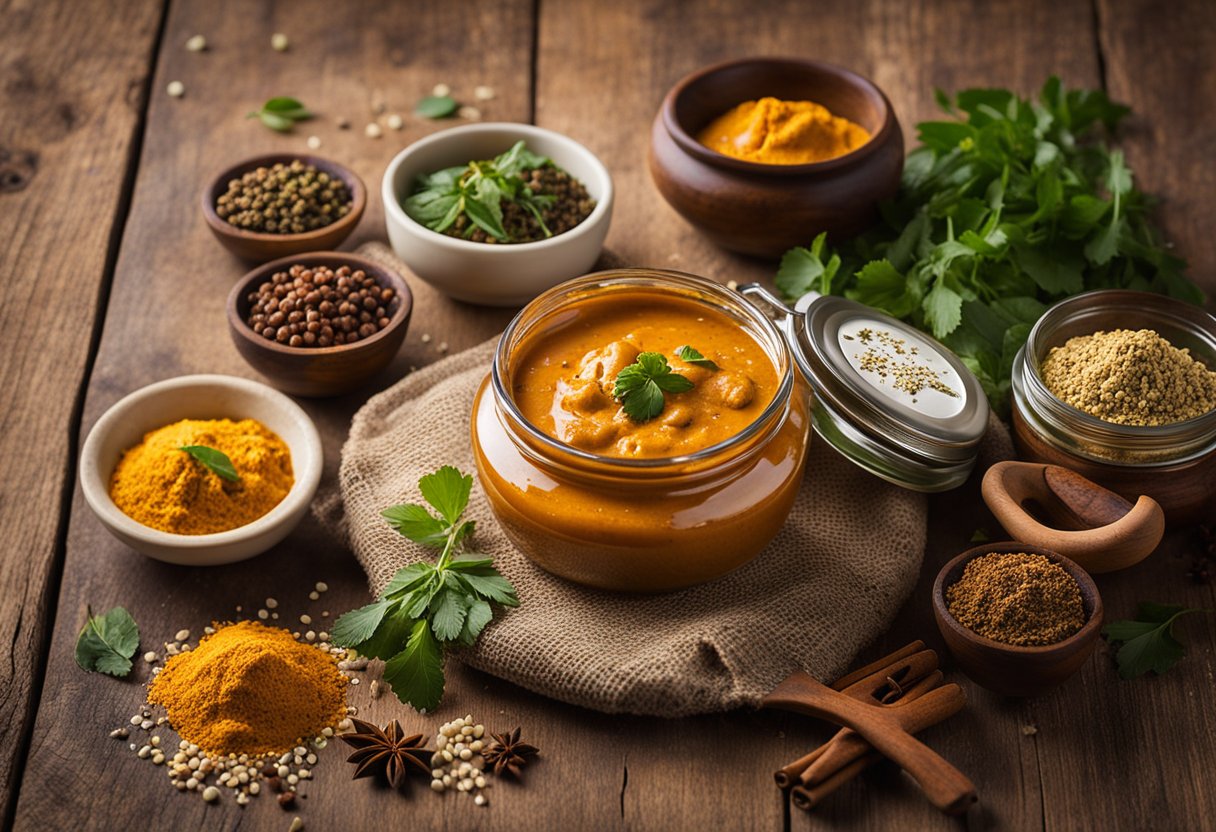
[{"xmin": 319, "ymin": 246, "xmax": 1011, "ymax": 717}]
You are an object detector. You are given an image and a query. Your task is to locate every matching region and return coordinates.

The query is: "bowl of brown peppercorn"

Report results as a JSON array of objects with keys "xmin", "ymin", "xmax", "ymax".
[
  {"xmin": 932, "ymin": 541, "xmax": 1103, "ymax": 697},
  {"xmin": 203, "ymin": 154, "xmax": 367, "ymax": 263},
  {"xmin": 226, "ymin": 251, "xmax": 412, "ymax": 397}
]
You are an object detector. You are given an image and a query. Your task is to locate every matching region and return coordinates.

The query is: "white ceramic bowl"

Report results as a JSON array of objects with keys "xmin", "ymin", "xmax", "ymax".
[
  {"xmin": 382, "ymin": 122, "xmax": 614, "ymax": 307},
  {"xmin": 80, "ymin": 375, "xmax": 323, "ymax": 565}
]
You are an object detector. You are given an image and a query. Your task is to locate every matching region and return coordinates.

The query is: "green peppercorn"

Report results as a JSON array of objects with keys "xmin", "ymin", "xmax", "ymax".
[{"xmin": 216, "ymin": 161, "xmax": 352, "ymax": 235}]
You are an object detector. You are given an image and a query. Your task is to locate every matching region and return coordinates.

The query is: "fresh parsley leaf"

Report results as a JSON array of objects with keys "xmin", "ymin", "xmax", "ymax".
[
  {"xmin": 247, "ymin": 96, "xmax": 312, "ymax": 132},
  {"xmin": 331, "ymin": 467, "xmax": 517, "ymax": 712},
  {"xmin": 675, "ymin": 345, "xmax": 719, "ymax": 370},
  {"xmin": 74, "ymin": 606, "xmax": 140, "ymax": 677},
  {"xmin": 179, "ymin": 445, "xmax": 239, "ymax": 482},
  {"xmin": 1103, "ymin": 602, "xmax": 1208, "ymax": 679},
  {"xmin": 774, "ymin": 77, "xmax": 1203, "ymax": 413},
  {"xmin": 383, "ymin": 619, "xmax": 445, "ymax": 712},
  {"xmin": 416, "ymin": 95, "xmax": 459, "ymax": 119},
  {"xmin": 613, "ymin": 352, "xmax": 694, "ymax": 421},
  {"xmin": 331, "ymin": 599, "xmax": 390, "ymax": 646},
  {"xmin": 418, "ymin": 466, "xmax": 472, "ymax": 527}
]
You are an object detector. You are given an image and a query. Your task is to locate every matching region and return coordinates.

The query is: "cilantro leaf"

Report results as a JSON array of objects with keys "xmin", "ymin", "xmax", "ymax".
[
  {"xmin": 415, "ymin": 95, "xmax": 458, "ymax": 119},
  {"xmin": 675, "ymin": 345, "xmax": 719, "ymax": 370},
  {"xmin": 74, "ymin": 606, "xmax": 140, "ymax": 677},
  {"xmin": 179, "ymin": 445, "xmax": 238, "ymax": 482},
  {"xmin": 613, "ymin": 352, "xmax": 694, "ymax": 421},
  {"xmin": 382, "ymin": 620, "xmax": 445, "ymax": 712},
  {"xmin": 247, "ymin": 96, "xmax": 312, "ymax": 132},
  {"xmin": 418, "ymin": 466, "xmax": 472, "ymax": 527},
  {"xmin": 332, "ymin": 466, "xmax": 517, "ymax": 712},
  {"xmin": 1103, "ymin": 603, "xmax": 1208, "ymax": 679},
  {"xmin": 330, "ymin": 599, "xmax": 390, "ymax": 646}
]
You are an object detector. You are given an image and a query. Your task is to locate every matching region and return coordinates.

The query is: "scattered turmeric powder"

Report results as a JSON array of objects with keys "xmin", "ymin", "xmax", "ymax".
[
  {"xmin": 109, "ymin": 418, "xmax": 293, "ymax": 534},
  {"xmin": 148, "ymin": 620, "xmax": 349, "ymax": 757},
  {"xmin": 697, "ymin": 97, "xmax": 871, "ymax": 165}
]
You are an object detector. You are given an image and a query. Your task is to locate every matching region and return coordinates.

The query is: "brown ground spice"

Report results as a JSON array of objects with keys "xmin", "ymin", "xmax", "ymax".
[
  {"xmin": 946, "ymin": 553, "xmax": 1085, "ymax": 646},
  {"xmin": 1040, "ymin": 328, "xmax": 1216, "ymax": 426}
]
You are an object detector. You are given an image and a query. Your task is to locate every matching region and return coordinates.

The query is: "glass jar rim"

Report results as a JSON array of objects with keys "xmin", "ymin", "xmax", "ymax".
[{"xmin": 490, "ymin": 268, "xmax": 795, "ymax": 471}]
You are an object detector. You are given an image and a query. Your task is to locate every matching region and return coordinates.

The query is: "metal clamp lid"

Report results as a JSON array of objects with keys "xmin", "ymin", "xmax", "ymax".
[{"xmin": 739, "ymin": 284, "xmax": 989, "ymax": 492}]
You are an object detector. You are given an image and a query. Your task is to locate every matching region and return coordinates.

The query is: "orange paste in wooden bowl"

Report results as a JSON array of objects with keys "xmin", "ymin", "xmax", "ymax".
[{"xmin": 471, "ymin": 272, "xmax": 811, "ymax": 592}]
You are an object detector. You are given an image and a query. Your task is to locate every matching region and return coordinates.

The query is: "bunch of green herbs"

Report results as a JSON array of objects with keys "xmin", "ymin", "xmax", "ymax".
[
  {"xmin": 775, "ymin": 77, "xmax": 1203, "ymax": 410},
  {"xmin": 403, "ymin": 140, "xmax": 556, "ymax": 242},
  {"xmin": 331, "ymin": 467, "xmax": 518, "ymax": 712}
]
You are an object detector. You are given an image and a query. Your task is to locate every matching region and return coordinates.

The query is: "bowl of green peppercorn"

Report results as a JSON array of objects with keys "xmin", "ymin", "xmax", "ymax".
[{"xmin": 202, "ymin": 153, "xmax": 367, "ymax": 263}]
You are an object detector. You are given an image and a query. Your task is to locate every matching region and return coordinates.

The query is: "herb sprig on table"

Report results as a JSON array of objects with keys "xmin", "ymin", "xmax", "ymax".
[
  {"xmin": 613, "ymin": 352, "xmax": 695, "ymax": 421},
  {"xmin": 331, "ymin": 466, "xmax": 518, "ymax": 712},
  {"xmin": 74, "ymin": 606, "xmax": 140, "ymax": 678},
  {"xmin": 1103, "ymin": 602, "xmax": 1209, "ymax": 679},
  {"xmin": 247, "ymin": 96, "xmax": 313, "ymax": 132},
  {"xmin": 775, "ymin": 77, "xmax": 1203, "ymax": 411},
  {"xmin": 403, "ymin": 140, "xmax": 556, "ymax": 242}
]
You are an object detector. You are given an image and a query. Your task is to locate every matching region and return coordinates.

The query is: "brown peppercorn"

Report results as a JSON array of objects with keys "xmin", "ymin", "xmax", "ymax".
[
  {"xmin": 245, "ymin": 263, "xmax": 399, "ymax": 349},
  {"xmin": 277, "ymin": 791, "xmax": 295, "ymax": 809}
]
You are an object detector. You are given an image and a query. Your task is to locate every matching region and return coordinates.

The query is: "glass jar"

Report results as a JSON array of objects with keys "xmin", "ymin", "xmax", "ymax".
[
  {"xmin": 470, "ymin": 270, "xmax": 810, "ymax": 592},
  {"xmin": 1010, "ymin": 290, "xmax": 1216, "ymax": 525}
]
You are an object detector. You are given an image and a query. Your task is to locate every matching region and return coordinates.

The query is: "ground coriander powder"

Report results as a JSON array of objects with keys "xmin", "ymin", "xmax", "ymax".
[
  {"xmin": 946, "ymin": 552, "xmax": 1085, "ymax": 646},
  {"xmin": 1040, "ymin": 328, "xmax": 1216, "ymax": 426}
]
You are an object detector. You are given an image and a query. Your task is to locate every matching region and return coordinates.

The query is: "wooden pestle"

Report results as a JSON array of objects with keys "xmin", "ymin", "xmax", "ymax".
[
  {"xmin": 774, "ymin": 645, "xmax": 939, "ymax": 789},
  {"xmin": 762, "ymin": 672, "xmax": 976, "ymax": 814}
]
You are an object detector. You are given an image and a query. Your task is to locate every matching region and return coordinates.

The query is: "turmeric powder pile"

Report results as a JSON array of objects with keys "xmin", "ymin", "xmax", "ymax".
[
  {"xmin": 697, "ymin": 97, "xmax": 871, "ymax": 165},
  {"xmin": 109, "ymin": 418, "xmax": 293, "ymax": 534},
  {"xmin": 148, "ymin": 621, "xmax": 349, "ymax": 757}
]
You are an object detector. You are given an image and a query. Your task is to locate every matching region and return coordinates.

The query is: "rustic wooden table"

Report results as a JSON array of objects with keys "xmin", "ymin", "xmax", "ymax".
[{"xmin": 3, "ymin": 1, "xmax": 1213, "ymax": 829}]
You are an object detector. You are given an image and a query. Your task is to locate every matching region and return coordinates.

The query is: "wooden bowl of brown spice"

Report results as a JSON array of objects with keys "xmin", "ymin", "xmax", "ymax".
[{"xmin": 932, "ymin": 542, "xmax": 1103, "ymax": 697}]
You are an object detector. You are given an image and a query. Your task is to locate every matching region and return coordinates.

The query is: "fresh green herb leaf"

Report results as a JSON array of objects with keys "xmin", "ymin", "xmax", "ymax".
[
  {"xmin": 382, "ymin": 619, "xmax": 445, "ymax": 712},
  {"xmin": 1102, "ymin": 602, "xmax": 1209, "ymax": 679},
  {"xmin": 330, "ymin": 600, "xmax": 390, "ymax": 646},
  {"xmin": 332, "ymin": 467, "xmax": 517, "ymax": 712},
  {"xmin": 415, "ymin": 95, "xmax": 459, "ymax": 119},
  {"xmin": 179, "ymin": 445, "xmax": 239, "ymax": 482},
  {"xmin": 675, "ymin": 345, "xmax": 719, "ymax": 370},
  {"xmin": 613, "ymin": 352, "xmax": 694, "ymax": 421},
  {"xmin": 74, "ymin": 606, "xmax": 140, "ymax": 677},
  {"xmin": 774, "ymin": 77, "xmax": 1203, "ymax": 413},
  {"xmin": 247, "ymin": 96, "xmax": 312, "ymax": 132}
]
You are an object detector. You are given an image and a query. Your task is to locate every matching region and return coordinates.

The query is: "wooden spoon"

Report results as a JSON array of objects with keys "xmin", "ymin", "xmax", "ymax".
[{"xmin": 982, "ymin": 461, "xmax": 1164, "ymax": 573}]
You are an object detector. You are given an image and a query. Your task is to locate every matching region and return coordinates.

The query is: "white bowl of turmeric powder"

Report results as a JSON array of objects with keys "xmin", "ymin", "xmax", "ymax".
[{"xmin": 80, "ymin": 374, "xmax": 323, "ymax": 565}]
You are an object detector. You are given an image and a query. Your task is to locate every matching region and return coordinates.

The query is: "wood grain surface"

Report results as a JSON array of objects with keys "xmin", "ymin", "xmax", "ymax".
[
  {"xmin": 0, "ymin": 0, "xmax": 165, "ymax": 825},
  {"xmin": 4, "ymin": 0, "xmax": 1215, "ymax": 830}
]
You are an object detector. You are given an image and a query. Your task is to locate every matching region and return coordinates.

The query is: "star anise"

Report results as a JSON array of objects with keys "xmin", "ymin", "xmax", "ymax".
[
  {"xmin": 339, "ymin": 718, "xmax": 431, "ymax": 790},
  {"xmin": 482, "ymin": 727, "xmax": 539, "ymax": 778}
]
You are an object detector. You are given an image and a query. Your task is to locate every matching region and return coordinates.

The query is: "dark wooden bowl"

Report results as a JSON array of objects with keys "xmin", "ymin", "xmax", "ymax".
[
  {"xmin": 226, "ymin": 252, "xmax": 412, "ymax": 397},
  {"xmin": 932, "ymin": 542, "xmax": 1103, "ymax": 698},
  {"xmin": 648, "ymin": 57, "xmax": 904, "ymax": 258},
  {"xmin": 202, "ymin": 154, "xmax": 366, "ymax": 263}
]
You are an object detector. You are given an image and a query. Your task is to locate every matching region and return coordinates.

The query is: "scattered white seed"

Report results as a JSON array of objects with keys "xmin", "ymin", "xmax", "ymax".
[
  {"xmin": 306, "ymin": 135, "xmax": 321, "ymax": 150},
  {"xmin": 289, "ymin": 818, "xmax": 304, "ymax": 832},
  {"xmin": 726, "ymin": 279, "xmax": 739, "ymax": 291},
  {"xmin": 140, "ymin": 720, "xmax": 154, "ymax": 730},
  {"xmin": 287, "ymin": 774, "xmax": 299, "ymax": 786},
  {"xmin": 257, "ymin": 609, "xmax": 269, "ymax": 620},
  {"xmin": 474, "ymin": 85, "xmax": 495, "ymax": 101},
  {"xmin": 265, "ymin": 597, "xmax": 278, "ymax": 609},
  {"xmin": 175, "ymin": 629, "xmax": 190, "ymax": 642},
  {"xmin": 202, "ymin": 786, "xmax": 220, "ymax": 802},
  {"xmin": 300, "ymin": 614, "xmax": 311, "ymax": 625},
  {"xmin": 475, "ymin": 775, "xmax": 486, "ymax": 788},
  {"xmin": 386, "ymin": 113, "xmax": 404, "ymax": 130},
  {"xmin": 235, "ymin": 792, "xmax": 249, "ymax": 806},
  {"xmin": 298, "ymin": 768, "xmax": 311, "ymax": 779},
  {"xmin": 321, "ymin": 727, "xmax": 334, "ymax": 738},
  {"xmin": 338, "ymin": 719, "xmax": 352, "ymax": 731},
  {"xmin": 475, "ymin": 794, "xmax": 487, "ymax": 806},
  {"xmin": 166, "ymin": 81, "xmax": 185, "ymax": 98},
  {"xmin": 349, "ymin": 677, "xmax": 360, "ymax": 685},
  {"xmin": 420, "ymin": 333, "xmax": 432, "ymax": 343},
  {"xmin": 438, "ymin": 341, "xmax": 449, "ymax": 353},
  {"xmin": 137, "ymin": 745, "xmax": 152, "ymax": 759},
  {"xmin": 271, "ymin": 33, "xmax": 289, "ymax": 52},
  {"xmin": 318, "ymin": 632, "xmax": 330, "ymax": 642},
  {"xmin": 151, "ymin": 752, "xmax": 165, "ymax": 765},
  {"xmin": 185, "ymin": 34, "xmax": 207, "ymax": 51},
  {"xmin": 143, "ymin": 651, "xmax": 157, "ymax": 663},
  {"xmin": 150, "ymin": 736, "xmax": 161, "ymax": 747},
  {"xmin": 365, "ymin": 122, "xmax": 383, "ymax": 139},
  {"xmin": 309, "ymin": 591, "xmax": 319, "ymax": 601},
  {"xmin": 305, "ymin": 631, "xmax": 316, "ymax": 642},
  {"xmin": 109, "ymin": 728, "xmax": 129, "ymax": 739},
  {"xmin": 431, "ymin": 779, "xmax": 445, "ymax": 792},
  {"xmin": 458, "ymin": 106, "xmax": 481, "ymax": 120},
  {"xmin": 249, "ymin": 781, "xmax": 260, "ymax": 795},
  {"xmin": 432, "ymin": 83, "xmax": 451, "ymax": 97}
]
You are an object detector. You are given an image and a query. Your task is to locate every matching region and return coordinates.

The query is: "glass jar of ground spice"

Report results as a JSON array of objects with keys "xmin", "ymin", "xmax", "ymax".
[{"xmin": 1011, "ymin": 290, "xmax": 1216, "ymax": 524}]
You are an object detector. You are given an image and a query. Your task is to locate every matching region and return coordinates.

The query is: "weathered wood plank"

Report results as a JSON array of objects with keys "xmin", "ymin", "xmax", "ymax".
[
  {"xmin": 536, "ymin": 0, "xmax": 1101, "ymax": 828},
  {"xmin": 0, "ymin": 0, "xmax": 164, "ymax": 823}
]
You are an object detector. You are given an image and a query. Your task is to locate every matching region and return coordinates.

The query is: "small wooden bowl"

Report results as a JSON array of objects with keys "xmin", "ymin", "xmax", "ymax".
[
  {"xmin": 648, "ymin": 57, "xmax": 904, "ymax": 258},
  {"xmin": 226, "ymin": 252, "xmax": 412, "ymax": 397},
  {"xmin": 932, "ymin": 542, "xmax": 1103, "ymax": 697},
  {"xmin": 202, "ymin": 153, "xmax": 367, "ymax": 263}
]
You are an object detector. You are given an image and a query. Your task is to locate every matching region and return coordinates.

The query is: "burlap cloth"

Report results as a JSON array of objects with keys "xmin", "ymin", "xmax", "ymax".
[{"xmin": 317, "ymin": 247, "xmax": 1013, "ymax": 717}]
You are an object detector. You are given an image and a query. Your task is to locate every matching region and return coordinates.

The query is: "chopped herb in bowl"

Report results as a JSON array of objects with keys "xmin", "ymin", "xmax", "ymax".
[{"xmin": 402, "ymin": 140, "xmax": 596, "ymax": 244}]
